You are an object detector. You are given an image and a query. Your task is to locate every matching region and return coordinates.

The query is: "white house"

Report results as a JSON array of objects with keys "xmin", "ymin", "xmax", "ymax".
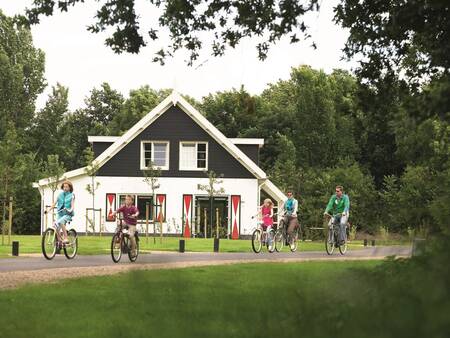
[{"xmin": 33, "ymin": 92, "xmax": 286, "ymax": 238}]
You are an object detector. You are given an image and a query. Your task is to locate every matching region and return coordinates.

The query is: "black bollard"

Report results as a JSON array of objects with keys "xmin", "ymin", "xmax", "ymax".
[
  {"xmin": 12, "ymin": 241, "xmax": 19, "ymax": 256},
  {"xmin": 371, "ymin": 240, "xmax": 376, "ymax": 247},
  {"xmin": 213, "ymin": 238, "xmax": 220, "ymax": 253},
  {"xmin": 179, "ymin": 239, "xmax": 185, "ymax": 253},
  {"xmin": 363, "ymin": 239, "xmax": 368, "ymax": 247}
]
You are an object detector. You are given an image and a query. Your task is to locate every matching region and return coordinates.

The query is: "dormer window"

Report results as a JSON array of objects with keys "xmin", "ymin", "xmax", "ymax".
[
  {"xmin": 179, "ymin": 142, "xmax": 208, "ymax": 170},
  {"xmin": 141, "ymin": 141, "xmax": 169, "ymax": 170}
]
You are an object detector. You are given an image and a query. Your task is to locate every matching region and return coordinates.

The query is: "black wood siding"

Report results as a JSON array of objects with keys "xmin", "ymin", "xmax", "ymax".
[
  {"xmin": 236, "ymin": 144, "xmax": 259, "ymax": 165},
  {"xmin": 93, "ymin": 142, "xmax": 113, "ymax": 158},
  {"xmin": 97, "ymin": 105, "xmax": 255, "ymax": 178}
]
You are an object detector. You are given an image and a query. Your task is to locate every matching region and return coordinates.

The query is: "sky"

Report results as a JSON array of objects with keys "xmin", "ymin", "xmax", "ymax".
[{"xmin": 0, "ymin": 0, "xmax": 355, "ymax": 110}]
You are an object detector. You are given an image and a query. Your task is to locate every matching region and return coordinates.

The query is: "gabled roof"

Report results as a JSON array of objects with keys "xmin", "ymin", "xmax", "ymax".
[
  {"xmin": 34, "ymin": 91, "xmax": 287, "ymax": 202},
  {"xmin": 35, "ymin": 92, "xmax": 267, "ymax": 183}
]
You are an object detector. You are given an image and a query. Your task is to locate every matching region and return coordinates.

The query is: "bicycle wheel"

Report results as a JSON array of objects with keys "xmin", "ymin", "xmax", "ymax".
[
  {"xmin": 267, "ymin": 229, "xmax": 275, "ymax": 253},
  {"xmin": 325, "ymin": 228, "xmax": 335, "ymax": 255},
  {"xmin": 42, "ymin": 228, "xmax": 57, "ymax": 260},
  {"xmin": 111, "ymin": 233, "xmax": 122, "ymax": 263},
  {"xmin": 251, "ymin": 229, "xmax": 262, "ymax": 253},
  {"xmin": 274, "ymin": 229, "xmax": 284, "ymax": 252},
  {"xmin": 339, "ymin": 241, "xmax": 348, "ymax": 255},
  {"xmin": 289, "ymin": 228, "xmax": 299, "ymax": 252},
  {"xmin": 128, "ymin": 235, "xmax": 139, "ymax": 262},
  {"xmin": 64, "ymin": 229, "xmax": 78, "ymax": 259}
]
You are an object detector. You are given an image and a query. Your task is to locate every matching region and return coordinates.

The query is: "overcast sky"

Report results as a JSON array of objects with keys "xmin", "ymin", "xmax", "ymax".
[{"xmin": 0, "ymin": 0, "xmax": 355, "ymax": 110}]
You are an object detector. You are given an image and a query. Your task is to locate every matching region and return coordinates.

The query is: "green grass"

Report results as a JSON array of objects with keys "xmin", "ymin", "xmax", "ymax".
[
  {"xmin": 0, "ymin": 261, "xmax": 383, "ymax": 338},
  {"xmin": 0, "ymin": 235, "xmax": 369, "ymax": 257}
]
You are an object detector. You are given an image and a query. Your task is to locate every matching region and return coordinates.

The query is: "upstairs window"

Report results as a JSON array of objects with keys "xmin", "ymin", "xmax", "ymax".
[
  {"xmin": 141, "ymin": 141, "xmax": 169, "ymax": 170},
  {"xmin": 179, "ymin": 142, "xmax": 208, "ymax": 170}
]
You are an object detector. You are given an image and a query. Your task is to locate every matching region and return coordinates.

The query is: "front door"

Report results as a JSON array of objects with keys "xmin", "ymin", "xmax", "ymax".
[{"xmin": 195, "ymin": 196, "xmax": 229, "ymax": 238}]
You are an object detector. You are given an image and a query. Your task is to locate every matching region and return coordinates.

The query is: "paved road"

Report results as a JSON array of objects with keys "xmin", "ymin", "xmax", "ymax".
[{"xmin": 0, "ymin": 246, "xmax": 411, "ymax": 273}]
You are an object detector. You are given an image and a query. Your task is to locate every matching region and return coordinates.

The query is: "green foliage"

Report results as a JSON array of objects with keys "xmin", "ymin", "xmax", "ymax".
[
  {"xmin": 381, "ymin": 166, "xmax": 438, "ymax": 234},
  {"xmin": 335, "ymin": 0, "xmax": 450, "ymax": 87},
  {"xmin": 23, "ymin": 0, "xmax": 320, "ymax": 64},
  {"xmin": 42, "ymin": 154, "xmax": 66, "ymax": 204},
  {"xmin": 0, "ymin": 10, "xmax": 45, "ymax": 138}
]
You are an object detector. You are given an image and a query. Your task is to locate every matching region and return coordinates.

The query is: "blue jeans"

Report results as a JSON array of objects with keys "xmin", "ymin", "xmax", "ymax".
[{"xmin": 330, "ymin": 215, "xmax": 348, "ymax": 243}]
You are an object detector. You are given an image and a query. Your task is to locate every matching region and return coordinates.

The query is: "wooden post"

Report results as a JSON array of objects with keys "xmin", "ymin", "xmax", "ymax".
[
  {"xmin": 1, "ymin": 199, "xmax": 5, "ymax": 246},
  {"xmin": 8, "ymin": 197, "xmax": 12, "ymax": 245},
  {"xmin": 203, "ymin": 208, "xmax": 207, "ymax": 238},
  {"xmin": 153, "ymin": 202, "xmax": 156, "ymax": 244},
  {"xmin": 99, "ymin": 208, "xmax": 102, "ymax": 237},
  {"xmin": 215, "ymin": 207, "xmax": 219, "ymax": 239},
  {"xmin": 145, "ymin": 202, "xmax": 149, "ymax": 243},
  {"xmin": 85, "ymin": 213, "xmax": 88, "ymax": 236},
  {"xmin": 159, "ymin": 214, "xmax": 163, "ymax": 244},
  {"xmin": 196, "ymin": 204, "xmax": 200, "ymax": 238}
]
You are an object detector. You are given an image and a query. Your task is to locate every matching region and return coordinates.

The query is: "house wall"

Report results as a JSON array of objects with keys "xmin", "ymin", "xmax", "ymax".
[
  {"xmin": 96, "ymin": 106, "xmax": 255, "ymax": 178},
  {"xmin": 93, "ymin": 142, "xmax": 113, "ymax": 158},
  {"xmin": 235, "ymin": 144, "xmax": 259, "ymax": 165},
  {"xmin": 39, "ymin": 175, "xmax": 259, "ymax": 236}
]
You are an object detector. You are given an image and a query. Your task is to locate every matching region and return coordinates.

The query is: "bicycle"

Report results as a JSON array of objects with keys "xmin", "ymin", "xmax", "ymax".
[
  {"xmin": 324, "ymin": 213, "xmax": 348, "ymax": 255},
  {"xmin": 41, "ymin": 208, "xmax": 78, "ymax": 260},
  {"xmin": 274, "ymin": 213, "xmax": 300, "ymax": 252},
  {"xmin": 251, "ymin": 216, "xmax": 275, "ymax": 253},
  {"xmin": 111, "ymin": 214, "xmax": 140, "ymax": 263}
]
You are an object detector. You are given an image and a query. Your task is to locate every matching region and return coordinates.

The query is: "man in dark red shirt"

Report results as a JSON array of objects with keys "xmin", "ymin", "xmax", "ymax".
[{"xmin": 112, "ymin": 195, "xmax": 139, "ymax": 257}]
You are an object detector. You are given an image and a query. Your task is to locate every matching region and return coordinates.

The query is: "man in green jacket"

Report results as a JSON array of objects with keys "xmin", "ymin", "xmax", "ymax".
[{"xmin": 324, "ymin": 185, "xmax": 350, "ymax": 245}]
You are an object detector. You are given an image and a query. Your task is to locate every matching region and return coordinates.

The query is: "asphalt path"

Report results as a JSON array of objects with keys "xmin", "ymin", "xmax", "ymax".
[{"xmin": 0, "ymin": 246, "xmax": 411, "ymax": 273}]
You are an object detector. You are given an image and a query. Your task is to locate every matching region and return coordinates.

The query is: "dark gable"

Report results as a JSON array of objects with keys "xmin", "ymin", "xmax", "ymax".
[{"xmin": 97, "ymin": 105, "xmax": 255, "ymax": 178}]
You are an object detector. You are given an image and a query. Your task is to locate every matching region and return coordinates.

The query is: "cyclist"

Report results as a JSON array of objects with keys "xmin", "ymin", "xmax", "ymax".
[
  {"xmin": 46, "ymin": 180, "xmax": 75, "ymax": 244},
  {"xmin": 259, "ymin": 198, "xmax": 274, "ymax": 244},
  {"xmin": 324, "ymin": 185, "xmax": 350, "ymax": 245},
  {"xmin": 282, "ymin": 189, "xmax": 299, "ymax": 236},
  {"xmin": 111, "ymin": 195, "xmax": 139, "ymax": 257}
]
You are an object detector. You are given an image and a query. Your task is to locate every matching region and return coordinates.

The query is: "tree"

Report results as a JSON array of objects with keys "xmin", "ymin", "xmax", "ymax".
[
  {"xmin": 142, "ymin": 161, "xmax": 161, "ymax": 243},
  {"xmin": 30, "ymin": 84, "xmax": 70, "ymax": 161},
  {"xmin": 200, "ymin": 87, "xmax": 259, "ymax": 138},
  {"xmin": 0, "ymin": 10, "xmax": 45, "ymax": 138},
  {"xmin": 198, "ymin": 170, "xmax": 225, "ymax": 239},
  {"xmin": 43, "ymin": 154, "xmax": 66, "ymax": 222},
  {"xmin": 335, "ymin": 1, "xmax": 450, "ymax": 88},
  {"xmin": 84, "ymin": 146, "xmax": 100, "ymax": 234},
  {"xmin": 22, "ymin": 0, "xmax": 320, "ymax": 64},
  {"xmin": 108, "ymin": 86, "xmax": 170, "ymax": 135},
  {"xmin": 83, "ymin": 82, "xmax": 124, "ymax": 126}
]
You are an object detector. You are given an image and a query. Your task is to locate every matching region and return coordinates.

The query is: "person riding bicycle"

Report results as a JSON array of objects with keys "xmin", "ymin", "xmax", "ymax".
[
  {"xmin": 282, "ymin": 189, "xmax": 299, "ymax": 236},
  {"xmin": 46, "ymin": 180, "xmax": 75, "ymax": 244},
  {"xmin": 111, "ymin": 195, "xmax": 139, "ymax": 257},
  {"xmin": 324, "ymin": 185, "xmax": 350, "ymax": 245},
  {"xmin": 259, "ymin": 198, "xmax": 274, "ymax": 244}
]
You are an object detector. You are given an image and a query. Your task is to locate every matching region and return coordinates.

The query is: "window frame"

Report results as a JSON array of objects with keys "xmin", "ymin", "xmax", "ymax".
[
  {"xmin": 140, "ymin": 140, "xmax": 170, "ymax": 170},
  {"xmin": 179, "ymin": 141, "xmax": 209, "ymax": 171}
]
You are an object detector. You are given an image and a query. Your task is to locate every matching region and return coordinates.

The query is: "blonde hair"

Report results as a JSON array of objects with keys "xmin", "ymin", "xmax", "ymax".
[
  {"xmin": 125, "ymin": 194, "xmax": 135, "ymax": 203},
  {"xmin": 263, "ymin": 198, "xmax": 273, "ymax": 206}
]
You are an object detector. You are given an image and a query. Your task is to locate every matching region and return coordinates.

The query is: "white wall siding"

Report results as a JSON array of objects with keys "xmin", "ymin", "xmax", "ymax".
[{"xmin": 40, "ymin": 175, "xmax": 259, "ymax": 235}]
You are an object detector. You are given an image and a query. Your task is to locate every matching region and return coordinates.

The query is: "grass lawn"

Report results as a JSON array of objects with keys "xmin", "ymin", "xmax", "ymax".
[
  {"xmin": 0, "ymin": 260, "xmax": 386, "ymax": 338},
  {"xmin": 0, "ymin": 235, "xmax": 372, "ymax": 257}
]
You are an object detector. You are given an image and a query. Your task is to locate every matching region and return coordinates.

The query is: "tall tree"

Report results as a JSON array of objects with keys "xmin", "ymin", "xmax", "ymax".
[
  {"xmin": 0, "ymin": 10, "xmax": 45, "ymax": 137},
  {"xmin": 29, "ymin": 83, "xmax": 70, "ymax": 161}
]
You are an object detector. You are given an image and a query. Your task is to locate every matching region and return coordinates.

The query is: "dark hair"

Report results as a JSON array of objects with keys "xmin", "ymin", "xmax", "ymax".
[
  {"xmin": 336, "ymin": 185, "xmax": 344, "ymax": 192},
  {"xmin": 61, "ymin": 180, "xmax": 74, "ymax": 192}
]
